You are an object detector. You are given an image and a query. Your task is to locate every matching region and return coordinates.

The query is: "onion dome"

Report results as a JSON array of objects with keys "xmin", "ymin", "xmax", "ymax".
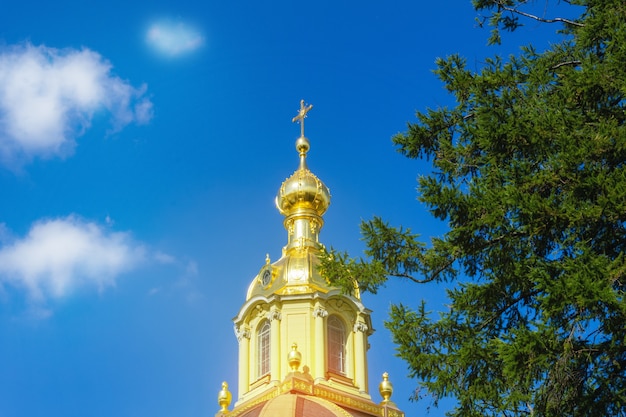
[{"xmin": 275, "ymin": 101, "xmax": 331, "ymax": 218}]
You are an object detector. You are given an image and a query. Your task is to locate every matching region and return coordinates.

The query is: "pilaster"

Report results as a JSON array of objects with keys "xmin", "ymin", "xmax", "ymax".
[
  {"xmin": 268, "ymin": 308, "xmax": 282, "ymax": 383},
  {"xmin": 235, "ymin": 324, "xmax": 251, "ymax": 398},
  {"xmin": 312, "ymin": 304, "xmax": 328, "ymax": 380},
  {"xmin": 353, "ymin": 318, "xmax": 369, "ymax": 394}
]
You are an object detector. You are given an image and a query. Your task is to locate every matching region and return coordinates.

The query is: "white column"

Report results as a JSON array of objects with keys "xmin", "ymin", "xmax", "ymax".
[
  {"xmin": 313, "ymin": 305, "xmax": 328, "ymax": 380},
  {"xmin": 235, "ymin": 325, "xmax": 251, "ymax": 399},
  {"xmin": 269, "ymin": 309, "xmax": 282, "ymax": 382},
  {"xmin": 353, "ymin": 320, "xmax": 369, "ymax": 393}
]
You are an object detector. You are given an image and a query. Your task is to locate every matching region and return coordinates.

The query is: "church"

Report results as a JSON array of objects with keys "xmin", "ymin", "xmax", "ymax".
[{"xmin": 215, "ymin": 101, "xmax": 405, "ymax": 417}]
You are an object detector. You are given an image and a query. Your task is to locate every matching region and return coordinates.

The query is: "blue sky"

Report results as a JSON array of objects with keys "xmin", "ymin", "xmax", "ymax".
[{"xmin": 0, "ymin": 1, "xmax": 567, "ymax": 416}]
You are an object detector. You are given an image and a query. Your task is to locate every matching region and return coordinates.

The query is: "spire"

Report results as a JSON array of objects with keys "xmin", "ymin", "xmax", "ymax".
[
  {"xmin": 292, "ymin": 100, "xmax": 313, "ymax": 171},
  {"xmin": 275, "ymin": 99, "xmax": 331, "ymax": 253},
  {"xmin": 245, "ymin": 100, "xmax": 333, "ymax": 302}
]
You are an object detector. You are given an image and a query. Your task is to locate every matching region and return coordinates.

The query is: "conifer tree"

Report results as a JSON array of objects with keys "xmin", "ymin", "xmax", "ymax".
[{"xmin": 320, "ymin": 1, "xmax": 626, "ymax": 415}]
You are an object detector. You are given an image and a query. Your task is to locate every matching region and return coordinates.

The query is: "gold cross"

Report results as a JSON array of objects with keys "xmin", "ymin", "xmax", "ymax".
[{"xmin": 292, "ymin": 99, "xmax": 313, "ymax": 137}]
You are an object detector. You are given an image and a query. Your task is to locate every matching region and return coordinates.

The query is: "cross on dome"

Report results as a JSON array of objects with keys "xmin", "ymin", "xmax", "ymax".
[{"xmin": 292, "ymin": 99, "xmax": 313, "ymax": 138}]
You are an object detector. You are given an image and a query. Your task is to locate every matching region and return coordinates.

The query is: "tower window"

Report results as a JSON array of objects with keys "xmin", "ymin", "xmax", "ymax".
[
  {"xmin": 257, "ymin": 320, "xmax": 271, "ymax": 377},
  {"xmin": 327, "ymin": 315, "xmax": 346, "ymax": 374}
]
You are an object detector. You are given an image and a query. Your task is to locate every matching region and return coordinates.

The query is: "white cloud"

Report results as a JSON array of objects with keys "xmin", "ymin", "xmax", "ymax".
[
  {"xmin": 146, "ymin": 22, "xmax": 204, "ymax": 57},
  {"xmin": 154, "ymin": 251, "xmax": 176, "ymax": 264},
  {"xmin": 0, "ymin": 43, "xmax": 153, "ymax": 166},
  {"xmin": 0, "ymin": 216, "xmax": 145, "ymax": 301}
]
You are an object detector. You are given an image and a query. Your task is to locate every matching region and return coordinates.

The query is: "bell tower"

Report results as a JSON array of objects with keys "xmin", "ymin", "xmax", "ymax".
[{"xmin": 217, "ymin": 101, "xmax": 404, "ymax": 417}]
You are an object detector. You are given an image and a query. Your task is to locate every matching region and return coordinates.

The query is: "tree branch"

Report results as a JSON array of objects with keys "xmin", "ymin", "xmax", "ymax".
[
  {"xmin": 390, "ymin": 271, "xmax": 438, "ymax": 284},
  {"xmin": 386, "ymin": 231, "xmax": 526, "ymax": 284},
  {"xmin": 500, "ymin": 4, "xmax": 584, "ymax": 28},
  {"xmin": 477, "ymin": 289, "xmax": 539, "ymax": 331},
  {"xmin": 551, "ymin": 60, "xmax": 582, "ymax": 70}
]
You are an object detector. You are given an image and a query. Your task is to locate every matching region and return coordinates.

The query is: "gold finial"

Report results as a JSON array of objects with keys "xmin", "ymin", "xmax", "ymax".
[
  {"xmin": 287, "ymin": 342, "xmax": 302, "ymax": 372},
  {"xmin": 217, "ymin": 381, "xmax": 232, "ymax": 412},
  {"xmin": 292, "ymin": 100, "xmax": 313, "ymax": 170},
  {"xmin": 379, "ymin": 372, "xmax": 393, "ymax": 404},
  {"xmin": 292, "ymin": 99, "xmax": 313, "ymax": 138},
  {"xmin": 265, "ymin": 253, "xmax": 270, "ymax": 265}
]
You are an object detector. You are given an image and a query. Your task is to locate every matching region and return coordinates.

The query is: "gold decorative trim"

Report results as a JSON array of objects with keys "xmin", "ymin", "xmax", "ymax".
[
  {"xmin": 384, "ymin": 408, "xmax": 405, "ymax": 417},
  {"xmin": 281, "ymin": 376, "xmax": 313, "ymax": 394},
  {"xmin": 309, "ymin": 219, "xmax": 319, "ymax": 234},
  {"xmin": 313, "ymin": 385, "xmax": 384, "ymax": 416}
]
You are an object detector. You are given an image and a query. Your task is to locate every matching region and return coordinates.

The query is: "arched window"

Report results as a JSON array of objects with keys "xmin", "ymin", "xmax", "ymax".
[
  {"xmin": 327, "ymin": 315, "xmax": 346, "ymax": 374},
  {"xmin": 257, "ymin": 320, "xmax": 271, "ymax": 377}
]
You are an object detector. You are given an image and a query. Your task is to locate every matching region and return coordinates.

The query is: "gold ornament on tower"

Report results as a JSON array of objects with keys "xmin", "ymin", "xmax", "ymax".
[
  {"xmin": 379, "ymin": 372, "xmax": 393, "ymax": 404},
  {"xmin": 287, "ymin": 342, "xmax": 302, "ymax": 372},
  {"xmin": 217, "ymin": 381, "xmax": 232, "ymax": 412}
]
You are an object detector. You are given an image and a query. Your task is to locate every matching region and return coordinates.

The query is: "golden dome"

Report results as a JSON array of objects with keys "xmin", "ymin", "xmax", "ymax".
[
  {"xmin": 275, "ymin": 135, "xmax": 331, "ymax": 218},
  {"xmin": 236, "ymin": 393, "xmax": 355, "ymax": 417}
]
